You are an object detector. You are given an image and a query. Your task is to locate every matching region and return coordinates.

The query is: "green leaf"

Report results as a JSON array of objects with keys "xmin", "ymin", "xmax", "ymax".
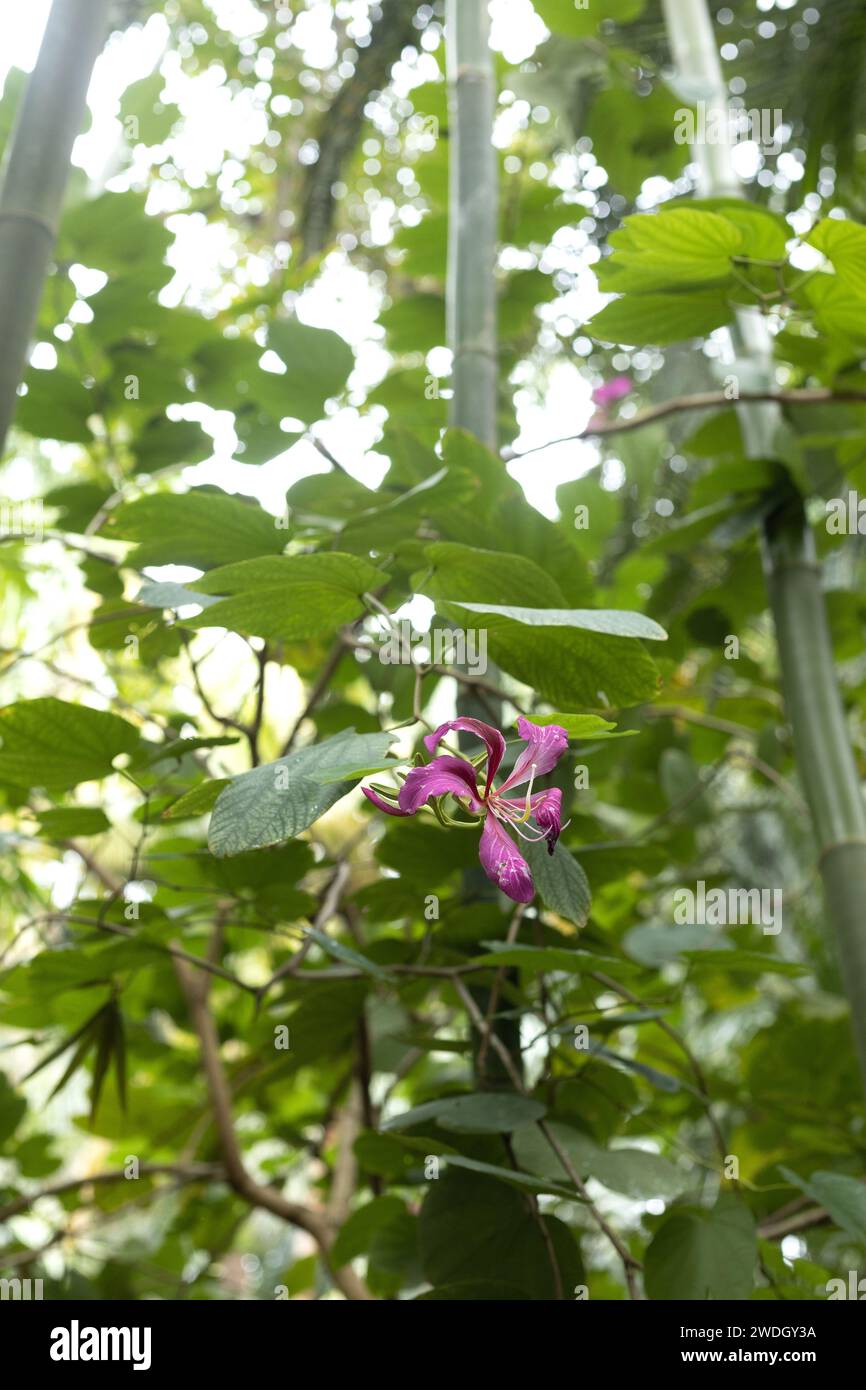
[
  {"xmin": 624, "ymin": 923, "xmax": 732, "ymax": 967},
  {"xmin": 35, "ymin": 808, "xmax": 111, "ymax": 838},
  {"xmin": 44, "ymin": 481, "xmax": 111, "ymax": 533},
  {"xmin": 23, "ymin": 1002, "xmax": 126, "ymax": 1124},
  {"xmin": 472, "ymin": 942, "xmax": 603, "ymax": 975},
  {"xmin": 683, "ymin": 198, "xmax": 790, "ymax": 261},
  {"xmin": 684, "ymin": 950, "xmax": 809, "ymax": 978},
  {"xmin": 162, "ymin": 780, "xmax": 231, "ymax": 821},
  {"xmin": 381, "ymin": 1091, "xmax": 545, "ymax": 1134},
  {"xmin": 586, "ymin": 81, "xmax": 686, "ymax": 200},
  {"xmin": 90, "ymin": 1000, "xmax": 126, "ymax": 1122},
  {"xmin": 438, "ymin": 602, "xmax": 664, "ymax": 706},
  {"xmin": 512, "ymin": 1120, "xmax": 687, "ymax": 1199},
  {"xmin": 140, "ymin": 736, "xmax": 239, "ymax": 766},
  {"xmin": 392, "ymin": 210, "xmax": 449, "ymax": 279},
  {"xmin": 185, "ymin": 552, "xmax": 385, "ymax": 642},
  {"xmin": 599, "ymin": 209, "xmax": 743, "ymax": 293},
  {"xmin": 103, "ymin": 490, "xmax": 286, "ymax": 569},
  {"xmin": 588, "ymin": 289, "xmax": 731, "ymax": 346},
  {"xmin": 524, "ymin": 712, "xmax": 636, "ymax": 740},
  {"xmin": 340, "ymin": 466, "xmax": 475, "ymax": 550},
  {"xmin": 11, "ymin": 1132, "xmax": 61, "ymax": 1178},
  {"xmin": 524, "ymin": 839, "xmax": 591, "ymax": 928},
  {"xmin": 136, "ymin": 582, "xmax": 221, "ymax": 612},
  {"xmin": 119, "ymin": 72, "xmax": 180, "ymax": 146},
  {"xmin": 131, "ymin": 417, "xmax": 213, "ymax": 473},
  {"xmin": 16, "ymin": 370, "xmax": 95, "ymax": 443},
  {"xmin": 267, "ymin": 317, "xmax": 354, "ymax": 420},
  {"xmin": 60, "ymin": 191, "xmax": 172, "ymax": 276},
  {"xmin": 0, "ymin": 699, "xmax": 140, "ymax": 791},
  {"xmin": 277, "ymin": 980, "xmax": 369, "ymax": 1072},
  {"xmin": 779, "ymin": 1168, "xmax": 866, "ymax": 1243},
  {"xmin": 313, "ymin": 758, "xmax": 406, "ymax": 785},
  {"xmin": 420, "ymin": 542, "xmax": 568, "ymax": 608},
  {"xmin": 443, "ymin": 1154, "xmax": 578, "ymax": 1200},
  {"xmin": 380, "ymin": 293, "xmax": 445, "ymax": 354},
  {"xmin": 305, "ymin": 928, "xmax": 392, "ymax": 981},
  {"xmin": 207, "ymin": 729, "xmax": 397, "ymax": 856},
  {"xmin": 331, "ymin": 1196, "xmax": 408, "ymax": 1265},
  {"xmin": 803, "ymin": 274, "xmax": 866, "ymax": 341},
  {"xmin": 644, "ymin": 1193, "xmax": 757, "ymax": 1300},
  {"xmin": 535, "ymin": 0, "xmax": 644, "ymax": 35},
  {"xmin": 807, "ymin": 218, "xmax": 866, "ymax": 298},
  {"xmin": 419, "ymin": 1168, "xmax": 583, "ymax": 1299},
  {"xmin": 446, "ymin": 602, "xmax": 666, "ymax": 641},
  {"xmin": 659, "ymin": 746, "xmax": 705, "ymax": 811},
  {"xmin": 589, "ymin": 1043, "xmax": 681, "ymax": 1092},
  {"xmin": 0, "ymin": 1074, "xmax": 27, "ymax": 1145}
]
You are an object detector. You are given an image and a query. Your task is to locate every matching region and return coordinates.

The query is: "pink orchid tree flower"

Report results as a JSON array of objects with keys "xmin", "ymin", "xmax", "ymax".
[
  {"xmin": 586, "ymin": 375, "xmax": 632, "ymax": 432},
  {"xmin": 363, "ymin": 716, "xmax": 569, "ymax": 904},
  {"xmin": 591, "ymin": 375, "xmax": 632, "ymax": 408}
]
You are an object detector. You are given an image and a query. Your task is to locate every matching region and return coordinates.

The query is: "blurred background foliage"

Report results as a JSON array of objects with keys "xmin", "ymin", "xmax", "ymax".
[{"xmin": 1, "ymin": 0, "xmax": 866, "ymax": 1301}]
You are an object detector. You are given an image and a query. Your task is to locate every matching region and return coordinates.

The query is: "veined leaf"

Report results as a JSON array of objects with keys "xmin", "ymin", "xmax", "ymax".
[
  {"xmin": 524, "ymin": 839, "xmax": 591, "ymax": 928},
  {"xmin": 103, "ymin": 489, "xmax": 286, "ymax": 569},
  {"xmin": 208, "ymin": 729, "xmax": 397, "ymax": 856},
  {"xmin": 521, "ymin": 713, "xmax": 636, "ymax": 740},
  {"xmin": 185, "ymin": 552, "xmax": 385, "ymax": 642},
  {"xmin": 0, "ymin": 699, "xmax": 140, "ymax": 791},
  {"xmin": 644, "ymin": 1194, "xmax": 757, "ymax": 1301},
  {"xmin": 588, "ymin": 289, "xmax": 731, "ymax": 346}
]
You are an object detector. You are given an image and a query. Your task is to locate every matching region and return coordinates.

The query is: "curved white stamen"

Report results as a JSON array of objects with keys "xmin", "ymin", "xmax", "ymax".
[
  {"xmin": 519, "ymin": 762, "xmax": 539, "ymax": 822},
  {"xmin": 499, "ymin": 816, "xmax": 549, "ymax": 843},
  {"xmin": 492, "ymin": 798, "xmax": 537, "ymax": 828},
  {"xmin": 490, "ymin": 763, "xmax": 539, "ymax": 826},
  {"xmin": 514, "ymin": 825, "xmax": 549, "ymax": 843}
]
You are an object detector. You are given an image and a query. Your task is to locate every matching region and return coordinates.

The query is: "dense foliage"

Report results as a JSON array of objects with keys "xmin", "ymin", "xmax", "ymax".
[{"xmin": 2, "ymin": 0, "xmax": 866, "ymax": 1302}]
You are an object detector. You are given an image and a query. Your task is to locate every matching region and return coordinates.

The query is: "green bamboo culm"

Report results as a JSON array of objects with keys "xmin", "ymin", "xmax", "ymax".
[
  {"xmin": 763, "ymin": 497, "xmax": 866, "ymax": 1082},
  {"xmin": 445, "ymin": 0, "xmax": 519, "ymax": 1084},
  {"xmin": 0, "ymin": 0, "xmax": 112, "ymax": 458},
  {"xmin": 446, "ymin": 0, "xmax": 498, "ymax": 449},
  {"xmin": 663, "ymin": 0, "xmax": 866, "ymax": 1095}
]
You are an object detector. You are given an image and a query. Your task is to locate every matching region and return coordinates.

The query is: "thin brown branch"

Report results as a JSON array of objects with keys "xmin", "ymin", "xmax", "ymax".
[
  {"xmin": 297, "ymin": 1, "xmax": 420, "ymax": 260},
  {"xmin": 476, "ymin": 903, "xmax": 526, "ymax": 1077},
  {"xmin": 340, "ymin": 631, "xmax": 527, "ymax": 713},
  {"xmin": 504, "ymin": 388, "xmax": 866, "ymax": 459},
  {"xmin": 183, "ymin": 636, "xmax": 251, "ymax": 740},
  {"xmin": 0, "ymin": 1163, "xmax": 222, "ymax": 1223},
  {"xmin": 248, "ymin": 643, "xmax": 268, "ymax": 766},
  {"xmin": 172, "ymin": 953, "xmax": 373, "ymax": 1300},
  {"xmin": 281, "ymin": 638, "xmax": 346, "ymax": 755},
  {"xmin": 326, "ymin": 1080, "xmax": 364, "ymax": 1228},
  {"xmin": 590, "ymin": 970, "xmax": 728, "ymax": 1164},
  {"xmin": 62, "ymin": 914, "xmax": 254, "ymax": 994},
  {"xmin": 60, "ymin": 840, "xmax": 123, "ymax": 895},
  {"xmin": 453, "ymin": 977, "xmax": 642, "ymax": 1298},
  {"xmin": 256, "ymin": 860, "xmax": 352, "ymax": 1003},
  {"xmin": 758, "ymin": 1206, "xmax": 831, "ymax": 1240}
]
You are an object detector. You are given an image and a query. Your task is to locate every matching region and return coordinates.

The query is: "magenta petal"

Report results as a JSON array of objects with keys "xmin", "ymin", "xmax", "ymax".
[
  {"xmin": 478, "ymin": 812, "xmax": 535, "ymax": 903},
  {"xmin": 498, "ymin": 718, "xmax": 568, "ymax": 792},
  {"xmin": 362, "ymin": 786, "xmax": 411, "ymax": 817},
  {"xmin": 592, "ymin": 375, "xmax": 631, "ymax": 407},
  {"xmin": 531, "ymin": 787, "xmax": 563, "ymax": 855},
  {"xmin": 498, "ymin": 787, "xmax": 563, "ymax": 855},
  {"xmin": 532, "ymin": 787, "xmax": 563, "ymax": 854},
  {"xmin": 423, "ymin": 717, "xmax": 505, "ymax": 794},
  {"xmin": 397, "ymin": 755, "xmax": 482, "ymax": 815}
]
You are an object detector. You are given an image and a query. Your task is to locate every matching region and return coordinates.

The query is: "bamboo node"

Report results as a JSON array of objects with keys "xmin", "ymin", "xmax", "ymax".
[{"xmin": 0, "ymin": 209, "xmax": 56, "ymax": 240}]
